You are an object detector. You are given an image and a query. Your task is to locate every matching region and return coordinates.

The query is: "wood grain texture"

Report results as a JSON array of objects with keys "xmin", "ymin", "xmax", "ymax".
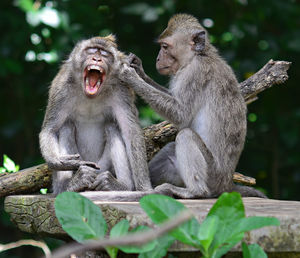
[{"xmin": 4, "ymin": 193, "xmax": 300, "ymax": 254}]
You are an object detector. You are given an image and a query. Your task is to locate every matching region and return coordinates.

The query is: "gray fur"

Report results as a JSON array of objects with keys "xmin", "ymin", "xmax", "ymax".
[
  {"xmin": 120, "ymin": 14, "xmax": 266, "ymax": 198},
  {"xmin": 39, "ymin": 37, "xmax": 152, "ymax": 195}
]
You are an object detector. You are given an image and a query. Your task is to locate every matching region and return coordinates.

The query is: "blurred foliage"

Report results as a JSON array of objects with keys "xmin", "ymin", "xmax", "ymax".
[{"xmin": 0, "ymin": 0, "xmax": 299, "ymax": 255}]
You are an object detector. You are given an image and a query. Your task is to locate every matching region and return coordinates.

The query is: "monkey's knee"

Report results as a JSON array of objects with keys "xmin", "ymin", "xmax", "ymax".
[{"xmin": 175, "ymin": 128, "xmax": 195, "ymax": 144}]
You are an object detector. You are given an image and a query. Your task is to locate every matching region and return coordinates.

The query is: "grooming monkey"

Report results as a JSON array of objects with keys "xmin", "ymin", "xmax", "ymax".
[
  {"xmin": 120, "ymin": 14, "xmax": 266, "ymax": 198},
  {"xmin": 39, "ymin": 36, "xmax": 152, "ymax": 195}
]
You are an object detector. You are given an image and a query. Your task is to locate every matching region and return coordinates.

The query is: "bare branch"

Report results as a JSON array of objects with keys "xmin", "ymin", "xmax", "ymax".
[
  {"xmin": 50, "ymin": 210, "xmax": 193, "ymax": 258},
  {"xmin": 0, "ymin": 240, "xmax": 51, "ymax": 258}
]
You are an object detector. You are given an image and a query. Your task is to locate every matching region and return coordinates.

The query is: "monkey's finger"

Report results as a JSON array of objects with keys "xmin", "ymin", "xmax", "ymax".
[
  {"xmin": 62, "ymin": 154, "xmax": 81, "ymax": 160},
  {"xmin": 80, "ymin": 161, "xmax": 100, "ymax": 169}
]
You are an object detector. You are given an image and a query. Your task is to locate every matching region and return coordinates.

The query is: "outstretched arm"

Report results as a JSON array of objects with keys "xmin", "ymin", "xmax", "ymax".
[
  {"xmin": 128, "ymin": 53, "xmax": 170, "ymax": 94},
  {"xmin": 119, "ymin": 63, "xmax": 192, "ymax": 125}
]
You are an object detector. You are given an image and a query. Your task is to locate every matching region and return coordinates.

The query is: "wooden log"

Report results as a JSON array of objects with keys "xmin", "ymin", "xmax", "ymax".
[
  {"xmin": 0, "ymin": 164, "xmax": 256, "ymax": 198},
  {"xmin": 0, "ymin": 164, "xmax": 51, "ymax": 197},
  {"xmin": 4, "ymin": 193, "xmax": 300, "ymax": 256},
  {"xmin": 0, "ymin": 60, "xmax": 291, "ymax": 197}
]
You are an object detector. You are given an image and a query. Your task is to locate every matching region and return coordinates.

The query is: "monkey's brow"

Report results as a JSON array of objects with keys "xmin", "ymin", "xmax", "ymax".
[{"xmin": 91, "ymin": 38, "xmax": 109, "ymax": 47}]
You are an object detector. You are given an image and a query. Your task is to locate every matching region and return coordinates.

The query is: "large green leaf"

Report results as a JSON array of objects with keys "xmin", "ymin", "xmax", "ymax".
[
  {"xmin": 207, "ymin": 192, "xmax": 245, "ymax": 250},
  {"xmin": 197, "ymin": 215, "xmax": 219, "ymax": 252},
  {"xmin": 140, "ymin": 194, "xmax": 200, "ymax": 246},
  {"xmin": 106, "ymin": 220, "xmax": 130, "ymax": 258},
  {"xmin": 234, "ymin": 216, "xmax": 280, "ymax": 234},
  {"xmin": 118, "ymin": 225, "xmax": 157, "ymax": 253},
  {"xmin": 242, "ymin": 242, "xmax": 267, "ymax": 258},
  {"xmin": 55, "ymin": 192, "xmax": 107, "ymax": 243}
]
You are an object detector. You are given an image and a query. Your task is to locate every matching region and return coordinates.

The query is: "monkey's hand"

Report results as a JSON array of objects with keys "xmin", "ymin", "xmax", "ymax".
[
  {"xmin": 92, "ymin": 171, "xmax": 130, "ymax": 191},
  {"xmin": 48, "ymin": 154, "xmax": 100, "ymax": 171},
  {"xmin": 66, "ymin": 165, "xmax": 100, "ymax": 192},
  {"xmin": 119, "ymin": 62, "xmax": 141, "ymax": 85},
  {"xmin": 128, "ymin": 53, "xmax": 146, "ymax": 80}
]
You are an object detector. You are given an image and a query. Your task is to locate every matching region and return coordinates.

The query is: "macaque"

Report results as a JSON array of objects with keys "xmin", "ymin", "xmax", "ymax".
[
  {"xmin": 39, "ymin": 35, "xmax": 152, "ymax": 195},
  {"xmin": 120, "ymin": 14, "xmax": 266, "ymax": 198}
]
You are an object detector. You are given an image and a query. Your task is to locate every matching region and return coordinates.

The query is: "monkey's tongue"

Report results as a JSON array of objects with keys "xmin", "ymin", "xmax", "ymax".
[
  {"xmin": 88, "ymin": 70, "xmax": 101, "ymax": 88},
  {"xmin": 85, "ymin": 70, "xmax": 102, "ymax": 95}
]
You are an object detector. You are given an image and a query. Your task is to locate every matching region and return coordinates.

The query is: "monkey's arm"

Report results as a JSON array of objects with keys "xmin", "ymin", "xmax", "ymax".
[
  {"xmin": 120, "ymin": 65, "xmax": 193, "ymax": 125},
  {"xmin": 39, "ymin": 73, "xmax": 98, "ymax": 171},
  {"xmin": 128, "ymin": 53, "xmax": 170, "ymax": 94}
]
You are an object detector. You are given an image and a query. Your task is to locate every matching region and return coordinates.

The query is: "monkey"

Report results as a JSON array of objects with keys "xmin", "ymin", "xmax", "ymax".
[
  {"xmin": 119, "ymin": 14, "xmax": 266, "ymax": 198},
  {"xmin": 39, "ymin": 35, "xmax": 152, "ymax": 195}
]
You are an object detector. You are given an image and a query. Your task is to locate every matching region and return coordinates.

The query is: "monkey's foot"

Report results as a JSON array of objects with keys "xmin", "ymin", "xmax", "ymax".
[{"xmin": 92, "ymin": 171, "xmax": 130, "ymax": 191}]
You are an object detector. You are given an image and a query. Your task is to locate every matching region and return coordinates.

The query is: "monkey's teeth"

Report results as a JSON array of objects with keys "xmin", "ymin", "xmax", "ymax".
[{"xmin": 88, "ymin": 65, "xmax": 102, "ymax": 72}]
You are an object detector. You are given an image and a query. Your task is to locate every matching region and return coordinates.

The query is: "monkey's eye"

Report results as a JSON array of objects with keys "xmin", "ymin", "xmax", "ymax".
[
  {"xmin": 161, "ymin": 43, "xmax": 168, "ymax": 50},
  {"xmin": 100, "ymin": 49, "xmax": 109, "ymax": 57},
  {"xmin": 86, "ymin": 47, "xmax": 98, "ymax": 54}
]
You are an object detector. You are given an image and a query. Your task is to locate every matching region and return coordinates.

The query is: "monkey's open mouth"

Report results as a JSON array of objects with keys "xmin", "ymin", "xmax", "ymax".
[{"xmin": 84, "ymin": 65, "xmax": 106, "ymax": 97}]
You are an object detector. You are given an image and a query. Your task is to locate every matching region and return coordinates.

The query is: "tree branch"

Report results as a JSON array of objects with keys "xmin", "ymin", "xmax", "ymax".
[
  {"xmin": 0, "ymin": 239, "xmax": 51, "ymax": 258},
  {"xmin": 50, "ymin": 210, "xmax": 193, "ymax": 258}
]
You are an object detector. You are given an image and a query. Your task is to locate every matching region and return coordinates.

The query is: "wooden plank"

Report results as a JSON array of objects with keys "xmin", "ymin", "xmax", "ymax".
[{"xmin": 4, "ymin": 193, "xmax": 300, "ymax": 254}]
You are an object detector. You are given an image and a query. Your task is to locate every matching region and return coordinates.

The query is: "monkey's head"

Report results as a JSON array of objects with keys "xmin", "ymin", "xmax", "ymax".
[
  {"xmin": 69, "ymin": 35, "xmax": 122, "ymax": 98},
  {"xmin": 156, "ymin": 14, "xmax": 208, "ymax": 76}
]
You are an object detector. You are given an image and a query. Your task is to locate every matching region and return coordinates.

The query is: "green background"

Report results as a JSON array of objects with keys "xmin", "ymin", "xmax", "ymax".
[{"xmin": 0, "ymin": 0, "xmax": 299, "ymax": 256}]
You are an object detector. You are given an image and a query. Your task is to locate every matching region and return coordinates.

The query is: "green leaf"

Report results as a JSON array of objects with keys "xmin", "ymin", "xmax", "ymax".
[
  {"xmin": 242, "ymin": 242, "xmax": 267, "ymax": 258},
  {"xmin": 106, "ymin": 220, "xmax": 130, "ymax": 258},
  {"xmin": 16, "ymin": 0, "xmax": 36, "ymax": 12},
  {"xmin": 110, "ymin": 219, "xmax": 130, "ymax": 238},
  {"xmin": 40, "ymin": 188, "xmax": 48, "ymax": 194},
  {"xmin": 235, "ymin": 216, "xmax": 280, "ymax": 234},
  {"xmin": 207, "ymin": 192, "xmax": 245, "ymax": 251},
  {"xmin": 0, "ymin": 167, "xmax": 6, "ymax": 173},
  {"xmin": 208, "ymin": 192, "xmax": 245, "ymax": 221},
  {"xmin": 118, "ymin": 225, "xmax": 156, "ymax": 253},
  {"xmin": 140, "ymin": 194, "xmax": 200, "ymax": 246},
  {"xmin": 212, "ymin": 233, "xmax": 244, "ymax": 258},
  {"xmin": 55, "ymin": 192, "xmax": 107, "ymax": 242},
  {"xmin": 138, "ymin": 234, "xmax": 175, "ymax": 258},
  {"xmin": 105, "ymin": 246, "xmax": 118, "ymax": 258},
  {"xmin": 3, "ymin": 154, "xmax": 18, "ymax": 172},
  {"xmin": 197, "ymin": 215, "xmax": 219, "ymax": 252}
]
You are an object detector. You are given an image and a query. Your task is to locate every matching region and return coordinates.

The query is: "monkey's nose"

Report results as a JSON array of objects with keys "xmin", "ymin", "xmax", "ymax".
[{"xmin": 92, "ymin": 56, "xmax": 102, "ymax": 62}]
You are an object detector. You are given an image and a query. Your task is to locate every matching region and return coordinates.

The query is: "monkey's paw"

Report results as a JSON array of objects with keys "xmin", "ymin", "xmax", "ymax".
[
  {"xmin": 119, "ymin": 63, "xmax": 140, "ymax": 83},
  {"xmin": 154, "ymin": 183, "xmax": 174, "ymax": 197},
  {"xmin": 92, "ymin": 171, "xmax": 129, "ymax": 191},
  {"xmin": 68, "ymin": 165, "xmax": 100, "ymax": 191},
  {"xmin": 128, "ymin": 53, "xmax": 145, "ymax": 77},
  {"xmin": 48, "ymin": 155, "xmax": 100, "ymax": 171}
]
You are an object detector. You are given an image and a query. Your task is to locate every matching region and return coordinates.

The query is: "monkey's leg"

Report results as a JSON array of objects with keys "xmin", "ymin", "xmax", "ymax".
[
  {"xmin": 93, "ymin": 125, "xmax": 133, "ymax": 191},
  {"xmin": 155, "ymin": 128, "xmax": 214, "ymax": 199},
  {"xmin": 149, "ymin": 142, "xmax": 183, "ymax": 187},
  {"xmin": 52, "ymin": 122, "xmax": 78, "ymax": 195}
]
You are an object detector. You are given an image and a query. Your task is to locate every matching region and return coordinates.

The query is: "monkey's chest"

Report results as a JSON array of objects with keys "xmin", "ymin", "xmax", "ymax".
[{"xmin": 74, "ymin": 121, "xmax": 106, "ymax": 162}]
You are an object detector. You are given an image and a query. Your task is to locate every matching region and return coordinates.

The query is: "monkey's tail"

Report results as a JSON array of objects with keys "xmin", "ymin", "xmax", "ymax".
[{"xmin": 233, "ymin": 185, "xmax": 267, "ymax": 198}]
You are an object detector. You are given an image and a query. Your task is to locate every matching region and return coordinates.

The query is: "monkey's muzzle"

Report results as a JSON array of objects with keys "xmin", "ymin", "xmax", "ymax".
[{"xmin": 83, "ymin": 65, "xmax": 106, "ymax": 98}]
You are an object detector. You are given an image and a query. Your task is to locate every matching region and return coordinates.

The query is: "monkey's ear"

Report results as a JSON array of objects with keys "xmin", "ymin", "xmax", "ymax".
[{"xmin": 191, "ymin": 30, "xmax": 206, "ymax": 54}]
